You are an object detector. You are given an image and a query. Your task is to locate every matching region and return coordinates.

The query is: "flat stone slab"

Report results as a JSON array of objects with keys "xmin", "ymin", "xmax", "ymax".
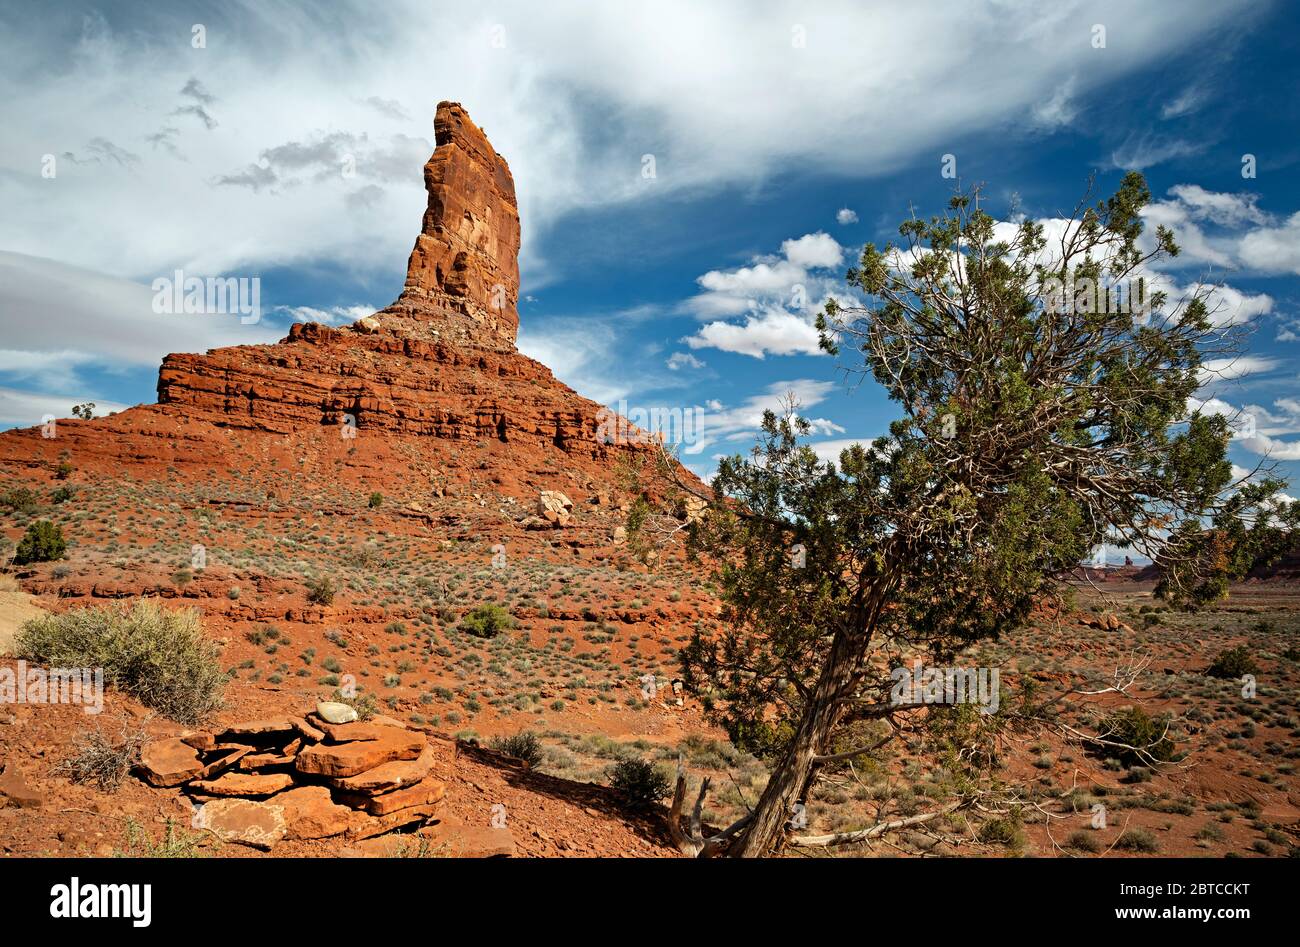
[
  {"xmin": 139, "ymin": 738, "xmax": 204, "ymax": 787},
  {"xmin": 199, "ymin": 746, "xmax": 252, "ymax": 780},
  {"xmin": 275, "ymin": 785, "xmax": 359, "ymax": 840},
  {"xmin": 296, "ymin": 729, "xmax": 425, "ymax": 778},
  {"xmin": 218, "ymin": 717, "xmax": 296, "ymax": 739},
  {"xmin": 341, "ymin": 778, "xmax": 446, "ymax": 816},
  {"xmin": 330, "ymin": 744, "xmax": 438, "ymax": 794},
  {"xmin": 343, "ymin": 803, "xmax": 439, "ymax": 841},
  {"xmin": 196, "ymin": 797, "xmax": 286, "ymax": 850},
  {"xmin": 427, "ymin": 821, "xmax": 516, "ymax": 858},
  {"xmin": 190, "ymin": 771, "xmax": 295, "ymax": 797}
]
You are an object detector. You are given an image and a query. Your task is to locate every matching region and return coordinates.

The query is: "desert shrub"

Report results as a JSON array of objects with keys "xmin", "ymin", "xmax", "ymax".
[
  {"xmin": 1, "ymin": 486, "xmax": 40, "ymax": 514},
  {"xmin": 116, "ymin": 818, "xmax": 208, "ymax": 857},
  {"xmin": 54, "ymin": 462, "xmax": 73, "ymax": 480},
  {"xmin": 459, "ymin": 604, "xmax": 516, "ymax": 639},
  {"xmin": 14, "ymin": 520, "xmax": 66, "ymax": 564},
  {"xmin": 15, "ymin": 600, "xmax": 225, "ymax": 723},
  {"xmin": 977, "ymin": 816, "xmax": 1024, "ymax": 848},
  {"xmin": 50, "ymin": 486, "xmax": 75, "ymax": 504},
  {"xmin": 1096, "ymin": 707, "xmax": 1179, "ymax": 768},
  {"xmin": 1114, "ymin": 827, "xmax": 1160, "ymax": 853},
  {"xmin": 490, "ymin": 731, "xmax": 544, "ymax": 768},
  {"xmin": 306, "ymin": 575, "xmax": 335, "ymax": 605},
  {"xmin": 1207, "ymin": 646, "xmax": 1257, "ymax": 679},
  {"xmin": 57, "ymin": 726, "xmax": 146, "ymax": 792},
  {"xmin": 1065, "ymin": 830, "xmax": 1101, "ymax": 853},
  {"xmin": 368, "ymin": 491, "xmax": 383, "ymax": 508},
  {"xmin": 608, "ymin": 757, "xmax": 671, "ymax": 809}
]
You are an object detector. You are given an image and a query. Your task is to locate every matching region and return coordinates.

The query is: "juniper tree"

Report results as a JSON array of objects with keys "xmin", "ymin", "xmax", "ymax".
[{"xmin": 671, "ymin": 173, "xmax": 1296, "ymax": 857}]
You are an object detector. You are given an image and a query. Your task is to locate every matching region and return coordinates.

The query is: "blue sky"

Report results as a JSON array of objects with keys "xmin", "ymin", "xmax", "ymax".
[{"xmin": 1, "ymin": 0, "xmax": 1298, "ymax": 508}]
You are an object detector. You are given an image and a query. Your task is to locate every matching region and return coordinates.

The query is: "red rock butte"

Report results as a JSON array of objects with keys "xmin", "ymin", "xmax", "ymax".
[{"xmin": 1, "ymin": 101, "xmax": 682, "ymax": 501}]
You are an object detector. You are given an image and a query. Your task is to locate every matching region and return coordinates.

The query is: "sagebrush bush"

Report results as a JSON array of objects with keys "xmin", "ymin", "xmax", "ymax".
[
  {"xmin": 1114, "ymin": 827, "xmax": 1160, "ymax": 853},
  {"xmin": 459, "ymin": 604, "xmax": 516, "ymax": 639},
  {"xmin": 608, "ymin": 757, "xmax": 671, "ymax": 809},
  {"xmin": 1207, "ymin": 645, "xmax": 1257, "ymax": 679},
  {"xmin": 490, "ymin": 731, "xmax": 544, "ymax": 768},
  {"xmin": 14, "ymin": 520, "xmax": 66, "ymax": 564},
  {"xmin": 16, "ymin": 600, "xmax": 225, "ymax": 723},
  {"xmin": 1096, "ymin": 706, "xmax": 1179, "ymax": 768},
  {"xmin": 306, "ymin": 575, "xmax": 335, "ymax": 605}
]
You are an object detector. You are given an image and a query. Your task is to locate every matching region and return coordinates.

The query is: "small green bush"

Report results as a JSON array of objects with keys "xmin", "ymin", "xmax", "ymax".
[
  {"xmin": 306, "ymin": 575, "xmax": 335, "ymax": 605},
  {"xmin": 1207, "ymin": 646, "xmax": 1257, "ymax": 680},
  {"xmin": 368, "ymin": 492, "xmax": 383, "ymax": 509},
  {"xmin": 608, "ymin": 757, "xmax": 671, "ymax": 809},
  {"xmin": 490, "ymin": 731, "xmax": 544, "ymax": 768},
  {"xmin": 459, "ymin": 604, "xmax": 516, "ymax": 639},
  {"xmin": 1065, "ymin": 830, "xmax": 1101, "ymax": 853},
  {"xmin": 1097, "ymin": 707, "xmax": 1178, "ymax": 768},
  {"xmin": 14, "ymin": 520, "xmax": 66, "ymax": 564},
  {"xmin": 16, "ymin": 601, "xmax": 225, "ymax": 723},
  {"xmin": 1114, "ymin": 827, "xmax": 1160, "ymax": 853},
  {"xmin": 1, "ymin": 487, "xmax": 40, "ymax": 514}
]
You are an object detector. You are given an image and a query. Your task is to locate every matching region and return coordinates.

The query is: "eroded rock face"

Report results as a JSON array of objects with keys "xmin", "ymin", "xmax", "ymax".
[{"xmin": 393, "ymin": 101, "xmax": 521, "ymax": 347}]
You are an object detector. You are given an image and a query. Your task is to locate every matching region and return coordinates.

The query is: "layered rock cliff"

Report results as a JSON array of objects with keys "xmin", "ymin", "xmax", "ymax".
[{"xmin": 149, "ymin": 102, "xmax": 639, "ymax": 458}]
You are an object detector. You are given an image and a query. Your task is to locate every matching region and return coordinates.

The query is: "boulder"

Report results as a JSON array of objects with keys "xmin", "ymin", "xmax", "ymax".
[{"xmin": 315, "ymin": 700, "xmax": 358, "ymax": 724}]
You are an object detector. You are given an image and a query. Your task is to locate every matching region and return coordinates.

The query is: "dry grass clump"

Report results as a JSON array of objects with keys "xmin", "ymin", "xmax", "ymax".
[{"xmin": 16, "ymin": 601, "xmax": 225, "ymax": 723}]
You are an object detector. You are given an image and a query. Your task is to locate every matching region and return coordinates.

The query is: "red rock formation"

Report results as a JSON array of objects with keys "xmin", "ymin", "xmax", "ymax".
[
  {"xmin": 1, "ymin": 101, "xmax": 689, "ymax": 502},
  {"xmin": 387, "ymin": 101, "xmax": 522, "ymax": 348}
]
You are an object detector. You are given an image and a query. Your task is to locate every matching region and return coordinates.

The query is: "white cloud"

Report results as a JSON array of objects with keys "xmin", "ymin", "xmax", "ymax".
[
  {"xmin": 275, "ymin": 304, "xmax": 377, "ymax": 326},
  {"xmin": 682, "ymin": 231, "xmax": 850, "ymax": 358},
  {"xmin": 1238, "ymin": 212, "xmax": 1300, "ymax": 276},
  {"xmin": 666, "ymin": 351, "xmax": 704, "ymax": 370},
  {"xmin": 685, "ymin": 308, "xmax": 824, "ymax": 359},
  {"xmin": 781, "ymin": 232, "xmax": 844, "ymax": 270},
  {"xmin": 1198, "ymin": 356, "xmax": 1282, "ymax": 386},
  {"xmin": 1032, "ymin": 75, "xmax": 1078, "ymax": 129},
  {"xmin": 836, "ymin": 208, "xmax": 859, "ymax": 225},
  {"xmin": 1110, "ymin": 134, "xmax": 1205, "ymax": 170},
  {"xmin": 1160, "ymin": 83, "xmax": 1210, "ymax": 119},
  {"xmin": 0, "ymin": 0, "xmax": 1257, "ymax": 290},
  {"xmin": 690, "ymin": 379, "xmax": 843, "ymax": 455},
  {"xmin": 0, "ymin": 252, "xmax": 283, "ymax": 402}
]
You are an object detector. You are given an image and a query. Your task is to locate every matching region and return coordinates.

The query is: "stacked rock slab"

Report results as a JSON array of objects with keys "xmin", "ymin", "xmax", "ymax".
[{"xmin": 137, "ymin": 706, "xmax": 461, "ymax": 852}]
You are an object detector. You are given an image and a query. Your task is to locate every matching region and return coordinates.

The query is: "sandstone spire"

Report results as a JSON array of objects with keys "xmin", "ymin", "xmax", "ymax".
[{"xmin": 392, "ymin": 101, "xmax": 522, "ymax": 348}]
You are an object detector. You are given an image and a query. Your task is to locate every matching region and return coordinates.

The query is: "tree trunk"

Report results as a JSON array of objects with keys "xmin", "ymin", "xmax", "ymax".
[{"xmin": 728, "ymin": 624, "xmax": 863, "ymax": 857}]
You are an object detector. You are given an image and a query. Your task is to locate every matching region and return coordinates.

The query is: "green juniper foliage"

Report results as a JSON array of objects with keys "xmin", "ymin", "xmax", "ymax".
[{"xmin": 678, "ymin": 173, "xmax": 1296, "ymax": 856}]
